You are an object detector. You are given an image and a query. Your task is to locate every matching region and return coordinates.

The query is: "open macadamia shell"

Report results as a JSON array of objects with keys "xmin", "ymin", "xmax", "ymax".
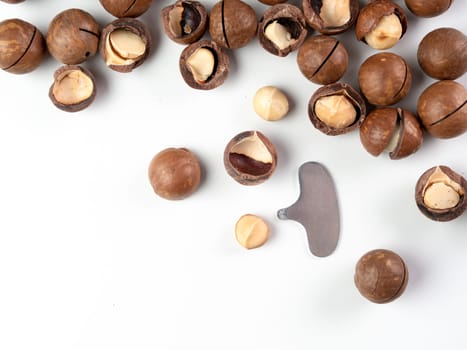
[
  {"xmin": 355, "ymin": 0, "xmax": 407, "ymax": 50},
  {"xmin": 0, "ymin": 18, "xmax": 46, "ymax": 74},
  {"xmin": 258, "ymin": 4, "xmax": 308, "ymax": 57},
  {"xmin": 49, "ymin": 65, "xmax": 97, "ymax": 112},
  {"xmin": 99, "ymin": 0, "xmax": 153, "ymax": 18},
  {"xmin": 308, "ymin": 83, "xmax": 366, "ymax": 136},
  {"xmin": 360, "ymin": 108, "xmax": 423, "ymax": 160},
  {"xmin": 415, "ymin": 165, "xmax": 467, "ymax": 222},
  {"xmin": 99, "ymin": 18, "xmax": 151, "ymax": 73},
  {"xmin": 302, "ymin": 0, "xmax": 359, "ymax": 35},
  {"xmin": 179, "ymin": 39, "xmax": 229, "ymax": 90},
  {"xmin": 161, "ymin": 0, "xmax": 208, "ymax": 45},
  {"xmin": 224, "ymin": 130, "xmax": 277, "ymax": 185},
  {"xmin": 417, "ymin": 80, "xmax": 467, "ymax": 139}
]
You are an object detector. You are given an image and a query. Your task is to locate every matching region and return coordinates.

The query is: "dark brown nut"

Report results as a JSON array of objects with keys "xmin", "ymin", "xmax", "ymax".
[
  {"xmin": 99, "ymin": 18, "xmax": 151, "ymax": 73},
  {"xmin": 209, "ymin": 0, "xmax": 257, "ymax": 49},
  {"xmin": 355, "ymin": 0, "xmax": 407, "ymax": 50},
  {"xmin": 1, "ymin": 0, "xmax": 25, "ymax": 3},
  {"xmin": 257, "ymin": 0, "xmax": 286, "ymax": 5},
  {"xmin": 308, "ymin": 83, "xmax": 366, "ymax": 136},
  {"xmin": 258, "ymin": 4, "xmax": 307, "ymax": 57},
  {"xmin": 161, "ymin": 0, "xmax": 208, "ymax": 45},
  {"xmin": 46, "ymin": 8, "xmax": 100, "ymax": 65},
  {"xmin": 302, "ymin": 0, "xmax": 359, "ymax": 35},
  {"xmin": 355, "ymin": 249, "xmax": 408, "ymax": 304},
  {"xmin": 148, "ymin": 147, "xmax": 202, "ymax": 200},
  {"xmin": 48, "ymin": 65, "xmax": 97, "ymax": 113},
  {"xmin": 415, "ymin": 165, "xmax": 467, "ymax": 222},
  {"xmin": 0, "ymin": 18, "xmax": 45, "ymax": 74},
  {"xmin": 179, "ymin": 39, "xmax": 229, "ymax": 90},
  {"xmin": 417, "ymin": 28, "xmax": 467, "ymax": 81},
  {"xmin": 297, "ymin": 35, "xmax": 348, "ymax": 85},
  {"xmin": 224, "ymin": 131, "xmax": 277, "ymax": 185},
  {"xmin": 417, "ymin": 80, "xmax": 467, "ymax": 139},
  {"xmin": 359, "ymin": 108, "xmax": 423, "ymax": 160},
  {"xmin": 358, "ymin": 52, "xmax": 412, "ymax": 106},
  {"xmin": 404, "ymin": 0, "xmax": 452, "ymax": 17},
  {"xmin": 99, "ymin": 0, "xmax": 153, "ymax": 18}
]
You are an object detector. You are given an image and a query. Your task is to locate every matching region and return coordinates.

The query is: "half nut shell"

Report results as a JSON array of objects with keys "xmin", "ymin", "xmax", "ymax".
[{"xmin": 302, "ymin": 0, "xmax": 359, "ymax": 35}]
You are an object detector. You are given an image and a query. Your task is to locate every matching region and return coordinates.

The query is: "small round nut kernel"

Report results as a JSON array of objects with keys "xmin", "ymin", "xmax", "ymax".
[
  {"xmin": 253, "ymin": 86, "xmax": 289, "ymax": 121},
  {"xmin": 314, "ymin": 95, "xmax": 356, "ymax": 129},
  {"xmin": 364, "ymin": 14, "xmax": 402, "ymax": 50},
  {"xmin": 235, "ymin": 214, "xmax": 270, "ymax": 249},
  {"xmin": 186, "ymin": 47, "xmax": 215, "ymax": 83}
]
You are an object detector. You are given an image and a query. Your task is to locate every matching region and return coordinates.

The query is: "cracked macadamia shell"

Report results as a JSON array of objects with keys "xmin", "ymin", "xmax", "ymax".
[
  {"xmin": 355, "ymin": 0, "xmax": 407, "ymax": 50},
  {"xmin": 148, "ymin": 148, "xmax": 202, "ymax": 200},
  {"xmin": 355, "ymin": 249, "xmax": 408, "ymax": 304},
  {"xmin": 358, "ymin": 52, "xmax": 412, "ymax": 106},
  {"xmin": 417, "ymin": 80, "xmax": 467, "ymax": 139},
  {"xmin": 258, "ymin": 4, "xmax": 308, "ymax": 57},
  {"xmin": 223, "ymin": 130, "xmax": 277, "ymax": 185},
  {"xmin": 417, "ymin": 27, "xmax": 467, "ymax": 81},
  {"xmin": 99, "ymin": 0, "xmax": 153, "ymax": 18},
  {"xmin": 415, "ymin": 165, "xmax": 467, "ymax": 222},
  {"xmin": 49, "ymin": 65, "xmax": 97, "ymax": 112},
  {"xmin": 0, "ymin": 18, "xmax": 45, "ymax": 74},
  {"xmin": 308, "ymin": 83, "xmax": 366, "ymax": 136},
  {"xmin": 302, "ymin": 0, "xmax": 359, "ymax": 35},
  {"xmin": 359, "ymin": 108, "xmax": 423, "ymax": 160},
  {"xmin": 161, "ymin": 0, "xmax": 208, "ymax": 45},
  {"xmin": 46, "ymin": 8, "xmax": 100, "ymax": 65},
  {"xmin": 99, "ymin": 18, "xmax": 151, "ymax": 73}
]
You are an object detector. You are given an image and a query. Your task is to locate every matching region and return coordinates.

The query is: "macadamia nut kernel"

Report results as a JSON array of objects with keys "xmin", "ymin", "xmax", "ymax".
[
  {"xmin": 320, "ymin": 0, "xmax": 351, "ymax": 27},
  {"xmin": 314, "ymin": 95, "xmax": 357, "ymax": 129},
  {"xmin": 52, "ymin": 70, "xmax": 94, "ymax": 105},
  {"xmin": 264, "ymin": 21, "xmax": 297, "ymax": 50},
  {"xmin": 235, "ymin": 214, "xmax": 270, "ymax": 249},
  {"xmin": 253, "ymin": 86, "xmax": 289, "ymax": 121},
  {"xmin": 364, "ymin": 14, "xmax": 402, "ymax": 50},
  {"xmin": 186, "ymin": 47, "xmax": 215, "ymax": 83},
  {"xmin": 105, "ymin": 29, "xmax": 146, "ymax": 65},
  {"xmin": 422, "ymin": 167, "xmax": 463, "ymax": 210}
]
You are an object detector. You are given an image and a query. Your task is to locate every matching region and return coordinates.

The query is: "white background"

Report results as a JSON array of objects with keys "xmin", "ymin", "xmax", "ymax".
[{"xmin": 0, "ymin": 1, "xmax": 466, "ymax": 349}]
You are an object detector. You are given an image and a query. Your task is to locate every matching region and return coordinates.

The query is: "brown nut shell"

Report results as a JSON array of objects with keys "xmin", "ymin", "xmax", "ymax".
[
  {"xmin": 99, "ymin": 0, "xmax": 153, "ymax": 18},
  {"xmin": 46, "ymin": 8, "xmax": 100, "ymax": 65},
  {"xmin": 415, "ymin": 165, "xmax": 467, "ymax": 222},
  {"xmin": 148, "ymin": 147, "xmax": 202, "ymax": 200},
  {"xmin": 209, "ymin": 0, "xmax": 258, "ymax": 49},
  {"xmin": 257, "ymin": 0, "xmax": 287, "ymax": 5},
  {"xmin": 161, "ymin": 0, "xmax": 208, "ymax": 45},
  {"xmin": 417, "ymin": 80, "xmax": 467, "ymax": 139},
  {"xmin": 99, "ymin": 18, "xmax": 151, "ymax": 73},
  {"xmin": 359, "ymin": 108, "xmax": 423, "ymax": 160},
  {"xmin": 417, "ymin": 27, "xmax": 467, "ymax": 81},
  {"xmin": 0, "ymin": 18, "xmax": 46, "ymax": 74},
  {"xmin": 355, "ymin": 0, "xmax": 407, "ymax": 49},
  {"xmin": 404, "ymin": 0, "xmax": 452, "ymax": 18},
  {"xmin": 358, "ymin": 52, "xmax": 412, "ymax": 106},
  {"xmin": 1, "ymin": 0, "xmax": 26, "ymax": 3},
  {"xmin": 48, "ymin": 65, "xmax": 97, "ymax": 113},
  {"xmin": 355, "ymin": 249, "xmax": 408, "ymax": 304},
  {"xmin": 297, "ymin": 35, "xmax": 348, "ymax": 85},
  {"xmin": 224, "ymin": 131, "xmax": 277, "ymax": 185},
  {"xmin": 308, "ymin": 83, "xmax": 366, "ymax": 136},
  {"xmin": 302, "ymin": 0, "xmax": 359, "ymax": 35},
  {"xmin": 258, "ymin": 4, "xmax": 307, "ymax": 57},
  {"xmin": 179, "ymin": 39, "xmax": 229, "ymax": 90}
]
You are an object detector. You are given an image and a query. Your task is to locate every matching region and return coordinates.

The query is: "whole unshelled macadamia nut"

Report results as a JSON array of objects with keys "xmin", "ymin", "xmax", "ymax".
[
  {"xmin": 99, "ymin": 0, "xmax": 153, "ymax": 18},
  {"xmin": 235, "ymin": 214, "xmax": 270, "ymax": 249},
  {"xmin": 46, "ymin": 8, "xmax": 100, "ymax": 65},
  {"xmin": 415, "ymin": 166, "xmax": 467, "ymax": 222},
  {"xmin": 148, "ymin": 147, "xmax": 202, "ymax": 200},
  {"xmin": 0, "ymin": 18, "xmax": 45, "ymax": 74},
  {"xmin": 253, "ymin": 86, "xmax": 289, "ymax": 121},
  {"xmin": 354, "ymin": 249, "xmax": 408, "ymax": 304},
  {"xmin": 404, "ymin": 0, "xmax": 452, "ymax": 17}
]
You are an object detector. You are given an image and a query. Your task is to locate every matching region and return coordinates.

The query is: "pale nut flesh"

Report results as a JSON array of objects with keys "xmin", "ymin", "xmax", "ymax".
[
  {"xmin": 186, "ymin": 47, "xmax": 215, "ymax": 83},
  {"xmin": 235, "ymin": 214, "xmax": 270, "ymax": 249},
  {"xmin": 385, "ymin": 121, "xmax": 402, "ymax": 153},
  {"xmin": 423, "ymin": 167, "xmax": 463, "ymax": 210},
  {"xmin": 264, "ymin": 21, "xmax": 297, "ymax": 50},
  {"xmin": 230, "ymin": 131, "xmax": 273, "ymax": 164},
  {"xmin": 320, "ymin": 0, "xmax": 351, "ymax": 27},
  {"xmin": 314, "ymin": 95, "xmax": 357, "ymax": 129},
  {"xmin": 364, "ymin": 14, "xmax": 402, "ymax": 50},
  {"xmin": 52, "ymin": 70, "xmax": 94, "ymax": 105},
  {"xmin": 253, "ymin": 86, "xmax": 289, "ymax": 121},
  {"xmin": 106, "ymin": 29, "xmax": 146, "ymax": 66}
]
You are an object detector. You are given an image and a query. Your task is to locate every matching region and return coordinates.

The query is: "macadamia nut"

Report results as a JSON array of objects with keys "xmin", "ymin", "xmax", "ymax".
[
  {"xmin": 314, "ymin": 95, "xmax": 357, "ymax": 129},
  {"xmin": 320, "ymin": 0, "xmax": 351, "ymax": 27},
  {"xmin": 253, "ymin": 86, "xmax": 289, "ymax": 121},
  {"xmin": 235, "ymin": 214, "xmax": 270, "ymax": 249},
  {"xmin": 186, "ymin": 47, "xmax": 215, "ymax": 83},
  {"xmin": 364, "ymin": 14, "xmax": 402, "ymax": 50}
]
